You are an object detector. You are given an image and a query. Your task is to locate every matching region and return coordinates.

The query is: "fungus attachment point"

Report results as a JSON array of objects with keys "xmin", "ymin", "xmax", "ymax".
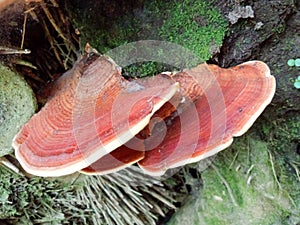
[
  {"xmin": 138, "ymin": 61, "xmax": 276, "ymax": 176},
  {"xmin": 13, "ymin": 54, "xmax": 178, "ymax": 177}
]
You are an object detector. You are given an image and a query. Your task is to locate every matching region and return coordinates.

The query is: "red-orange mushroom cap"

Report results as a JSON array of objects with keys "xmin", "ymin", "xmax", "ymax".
[
  {"xmin": 138, "ymin": 61, "xmax": 276, "ymax": 176},
  {"xmin": 13, "ymin": 53, "xmax": 179, "ymax": 177}
]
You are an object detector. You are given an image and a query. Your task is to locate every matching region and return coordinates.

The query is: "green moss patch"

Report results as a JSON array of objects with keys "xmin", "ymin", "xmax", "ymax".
[
  {"xmin": 158, "ymin": 0, "xmax": 227, "ymax": 64},
  {"xmin": 0, "ymin": 64, "xmax": 36, "ymax": 156},
  {"xmin": 168, "ymin": 133, "xmax": 300, "ymax": 225},
  {"xmin": 67, "ymin": 0, "xmax": 228, "ymax": 77}
]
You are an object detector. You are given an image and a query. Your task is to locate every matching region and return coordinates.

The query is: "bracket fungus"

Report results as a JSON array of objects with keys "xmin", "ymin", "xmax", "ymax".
[
  {"xmin": 12, "ymin": 49, "xmax": 275, "ymax": 177},
  {"xmin": 138, "ymin": 61, "xmax": 276, "ymax": 175},
  {"xmin": 13, "ymin": 52, "xmax": 179, "ymax": 177}
]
